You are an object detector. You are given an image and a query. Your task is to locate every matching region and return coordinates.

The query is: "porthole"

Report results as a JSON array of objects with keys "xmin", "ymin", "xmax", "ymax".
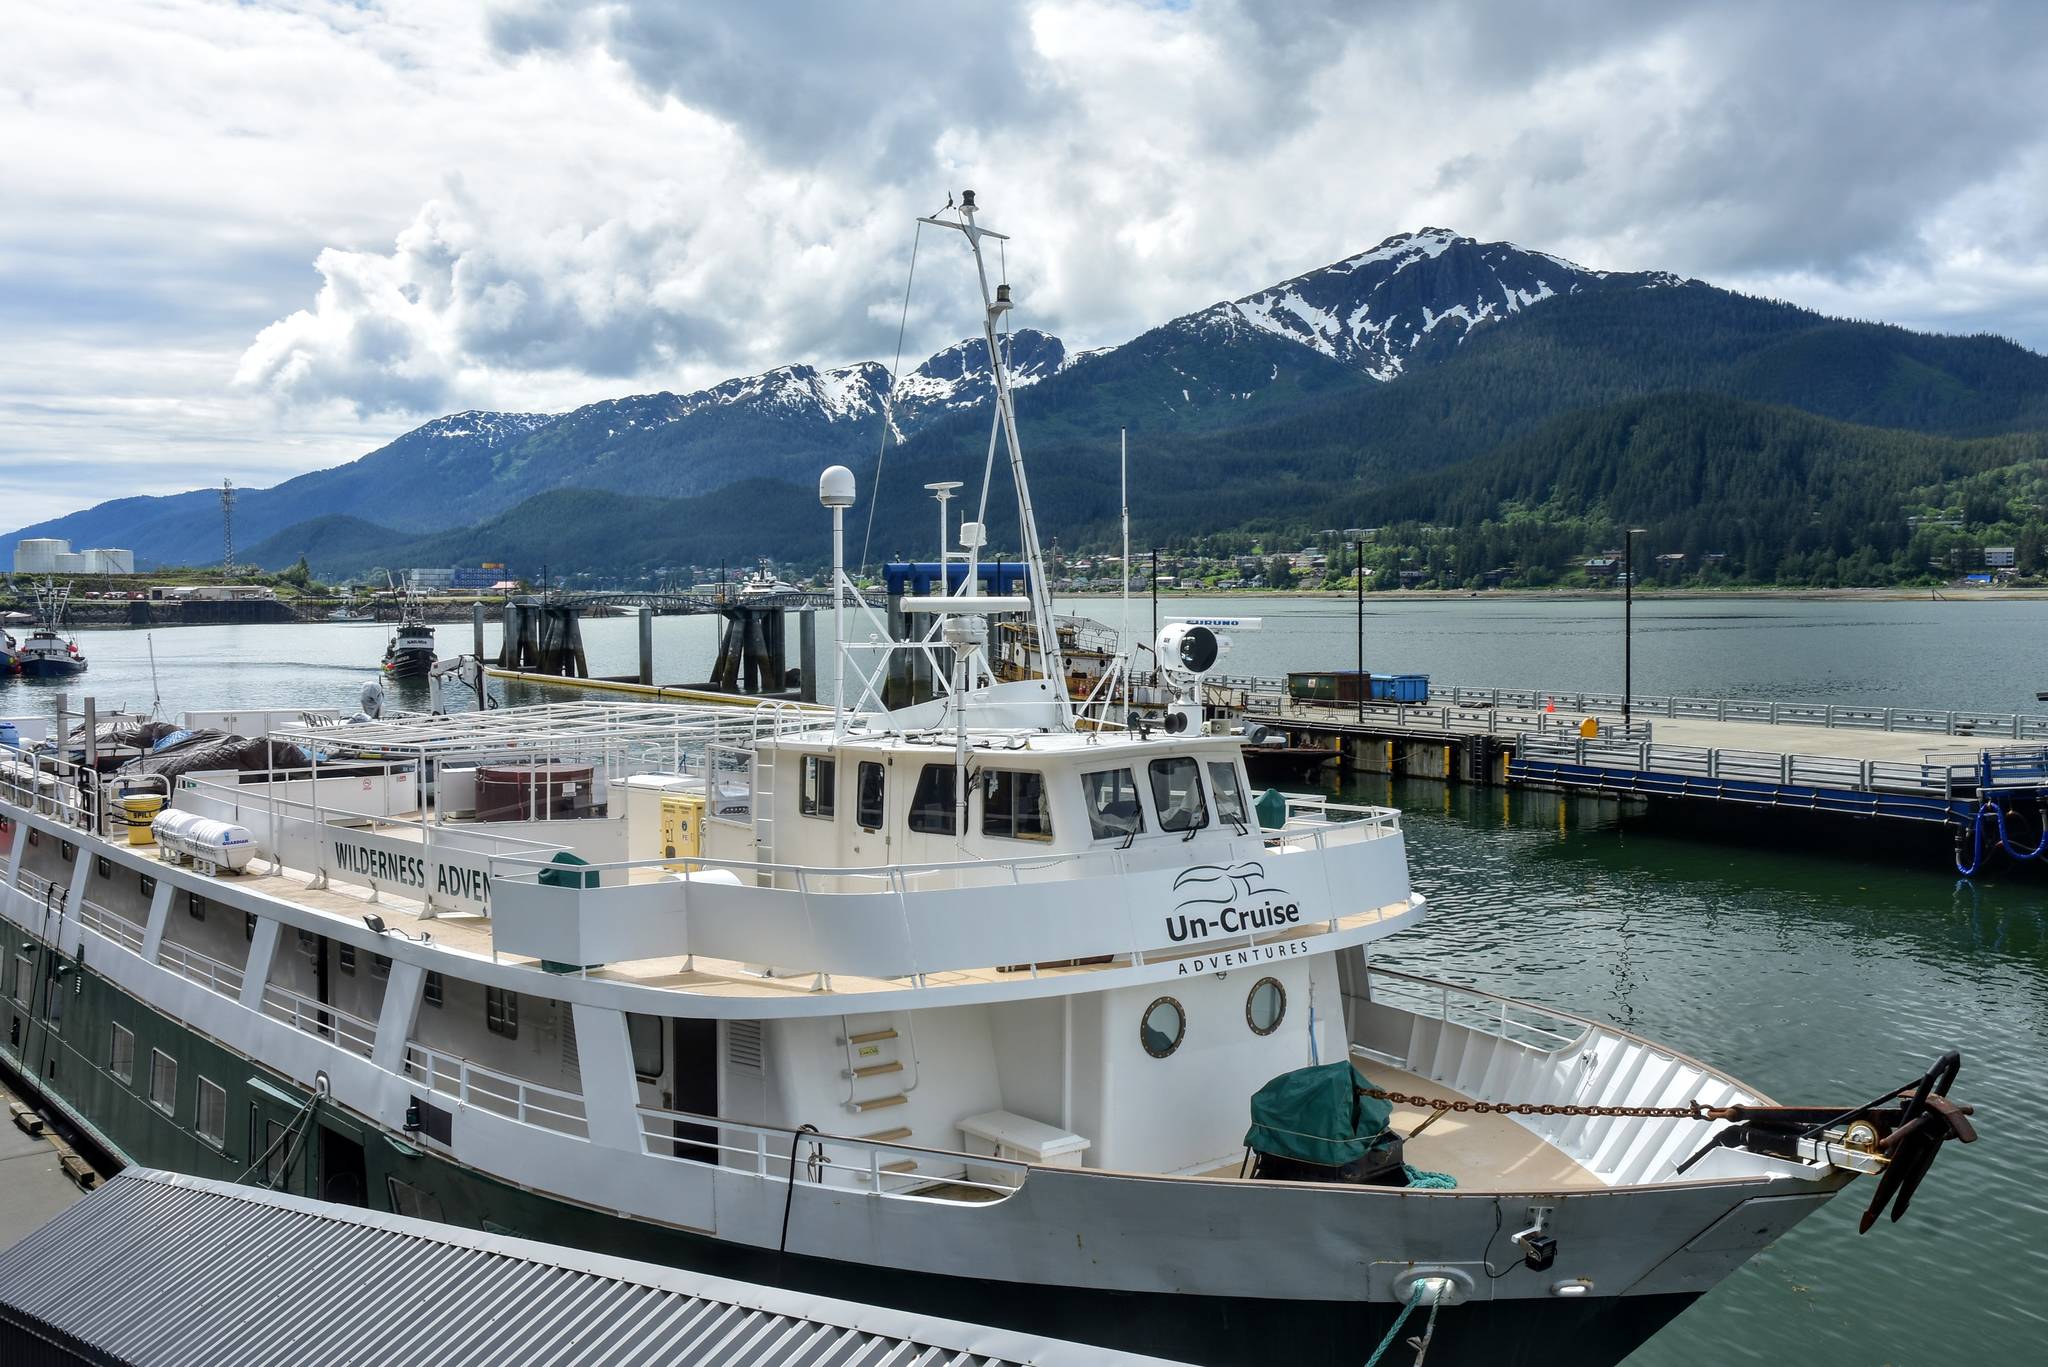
[
  {"xmin": 1140, "ymin": 996, "xmax": 1185, "ymax": 1059},
  {"xmin": 1246, "ymin": 977, "xmax": 1287, "ymax": 1036}
]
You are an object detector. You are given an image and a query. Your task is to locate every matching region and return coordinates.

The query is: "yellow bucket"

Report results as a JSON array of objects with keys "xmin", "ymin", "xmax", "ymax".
[{"xmin": 121, "ymin": 793, "xmax": 165, "ymax": 846}]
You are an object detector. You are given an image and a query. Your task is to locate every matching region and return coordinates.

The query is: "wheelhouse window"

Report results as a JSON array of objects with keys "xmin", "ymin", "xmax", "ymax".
[
  {"xmin": 485, "ymin": 986, "xmax": 518, "ymax": 1038},
  {"xmin": 981, "ymin": 770, "xmax": 1053, "ymax": 842},
  {"xmin": 1081, "ymin": 768, "xmax": 1145, "ymax": 841},
  {"xmin": 1208, "ymin": 761, "xmax": 1249, "ymax": 828},
  {"xmin": 197, "ymin": 1077, "xmax": 227, "ymax": 1148},
  {"xmin": 95, "ymin": 855, "xmax": 112, "ymax": 880},
  {"xmin": 1148, "ymin": 757, "xmax": 1208, "ymax": 833},
  {"xmin": 187, "ymin": 892, "xmax": 205, "ymax": 921},
  {"xmin": 856, "ymin": 761, "xmax": 885, "ymax": 831},
  {"xmin": 800, "ymin": 755, "xmax": 836, "ymax": 819},
  {"xmin": 139, "ymin": 873, "xmax": 155, "ymax": 899},
  {"xmin": 371, "ymin": 954, "xmax": 391, "ymax": 981},
  {"xmin": 908, "ymin": 764, "xmax": 956, "ymax": 835},
  {"xmin": 424, "ymin": 971, "xmax": 444, "ymax": 1008},
  {"xmin": 338, "ymin": 943, "xmax": 356, "ymax": 975},
  {"xmin": 109, "ymin": 1022, "xmax": 135, "ymax": 1083},
  {"xmin": 148, "ymin": 1048, "xmax": 177, "ymax": 1113}
]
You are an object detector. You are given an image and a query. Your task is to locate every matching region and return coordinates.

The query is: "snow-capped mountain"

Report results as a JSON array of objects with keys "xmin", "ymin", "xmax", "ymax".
[
  {"xmin": 1174, "ymin": 228, "xmax": 1689, "ymax": 382},
  {"xmin": 10, "ymin": 228, "xmax": 1703, "ymax": 564}
]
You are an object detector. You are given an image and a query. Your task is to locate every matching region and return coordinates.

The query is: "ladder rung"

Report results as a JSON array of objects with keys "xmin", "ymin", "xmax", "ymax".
[
  {"xmin": 860, "ymin": 1126, "xmax": 913, "ymax": 1143},
  {"xmin": 850, "ymin": 1094, "xmax": 908, "ymax": 1112},
  {"xmin": 848, "ymin": 1061, "xmax": 903, "ymax": 1079},
  {"xmin": 880, "ymin": 1159, "xmax": 918, "ymax": 1174},
  {"xmin": 846, "ymin": 1029, "xmax": 899, "ymax": 1045}
]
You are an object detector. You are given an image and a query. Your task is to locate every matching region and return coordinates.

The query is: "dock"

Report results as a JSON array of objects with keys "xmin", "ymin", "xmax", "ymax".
[{"xmin": 1211, "ymin": 679, "xmax": 2048, "ymax": 869}]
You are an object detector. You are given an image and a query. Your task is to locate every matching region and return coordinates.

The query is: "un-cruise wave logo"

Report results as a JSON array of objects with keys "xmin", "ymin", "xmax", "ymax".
[{"xmin": 1165, "ymin": 861, "xmax": 1301, "ymax": 943}]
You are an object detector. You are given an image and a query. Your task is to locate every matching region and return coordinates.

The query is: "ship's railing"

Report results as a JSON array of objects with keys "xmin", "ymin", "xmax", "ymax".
[
  {"xmin": 78, "ymin": 896, "xmax": 146, "ymax": 954},
  {"xmin": 12, "ymin": 867, "xmax": 64, "ymax": 911},
  {"xmin": 403, "ymin": 1041, "xmax": 588, "ymax": 1138},
  {"xmin": 1213, "ymin": 676, "xmax": 2048, "ymax": 741},
  {"xmin": 1514, "ymin": 734, "xmax": 2014, "ymax": 798},
  {"xmin": 0, "ymin": 753, "xmax": 92, "ymax": 831},
  {"xmin": 633, "ymin": 1105, "xmax": 1027, "ymax": 1202},
  {"xmin": 488, "ymin": 806, "xmax": 1411, "ymax": 982},
  {"xmin": 157, "ymin": 940, "xmax": 246, "ymax": 1000},
  {"xmin": 1360, "ymin": 966, "xmax": 1591, "ymax": 1056},
  {"xmin": 261, "ymin": 982, "xmax": 377, "ymax": 1058}
]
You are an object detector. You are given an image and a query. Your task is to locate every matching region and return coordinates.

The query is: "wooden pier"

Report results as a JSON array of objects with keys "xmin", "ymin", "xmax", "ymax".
[{"xmin": 1209, "ymin": 678, "xmax": 2048, "ymax": 868}]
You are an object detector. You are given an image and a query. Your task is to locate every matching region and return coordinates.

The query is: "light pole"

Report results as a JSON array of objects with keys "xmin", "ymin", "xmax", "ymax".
[
  {"xmin": 1150, "ymin": 548, "xmax": 1162, "ymax": 647},
  {"xmin": 1354, "ymin": 539, "xmax": 1365, "ymax": 724},
  {"xmin": 1624, "ymin": 528, "xmax": 1645, "ymax": 727}
]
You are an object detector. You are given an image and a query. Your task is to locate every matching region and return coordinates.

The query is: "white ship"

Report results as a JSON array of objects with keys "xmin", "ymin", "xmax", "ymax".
[{"xmin": 0, "ymin": 192, "xmax": 1974, "ymax": 1366}]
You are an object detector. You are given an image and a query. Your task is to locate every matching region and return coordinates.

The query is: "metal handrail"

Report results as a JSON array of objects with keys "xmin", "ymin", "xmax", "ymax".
[
  {"xmin": 261, "ymin": 981, "xmax": 377, "ymax": 1057},
  {"xmin": 79, "ymin": 896, "xmax": 146, "ymax": 954},
  {"xmin": 1217, "ymin": 677, "xmax": 2048, "ymax": 740},
  {"xmin": 1511, "ymin": 733, "xmax": 2028, "ymax": 798},
  {"xmin": 490, "ymin": 806, "xmax": 1403, "ymax": 889},
  {"xmin": 157, "ymin": 939, "xmax": 246, "ymax": 999},
  {"xmin": 403, "ymin": 1040, "xmax": 589, "ymax": 1137},
  {"xmin": 632, "ymin": 1105, "xmax": 1028, "ymax": 1201}
]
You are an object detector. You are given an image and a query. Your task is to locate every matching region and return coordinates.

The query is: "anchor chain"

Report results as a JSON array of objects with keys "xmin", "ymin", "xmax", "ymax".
[{"xmin": 1359, "ymin": 1086, "xmax": 1714, "ymax": 1121}]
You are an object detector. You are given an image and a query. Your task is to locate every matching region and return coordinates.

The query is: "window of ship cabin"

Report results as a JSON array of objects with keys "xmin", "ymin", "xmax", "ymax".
[
  {"xmin": 257, "ymin": 1118, "xmax": 289, "ymax": 1187},
  {"xmin": 244, "ymin": 913, "xmax": 256, "ymax": 942},
  {"xmin": 10, "ymin": 951, "xmax": 29, "ymax": 1006},
  {"xmin": 856, "ymin": 761, "xmax": 885, "ymax": 831},
  {"xmin": 387, "ymin": 1177, "xmax": 444, "ymax": 1221},
  {"xmin": 61, "ymin": 840, "xmax": 75, "ymax": 861},
  {"xmin": 485, "ymin": 986, "xmax": 518, "ymax": 1038},
  {"xmin": 187, "ymin": 892, "xmax": 204, "ymax": 921},
  {"xmin": 1081, "ymin": 768, "xmax": 1145, "ymax": 841},
  {"xmin": 139, "ymin": 873, "xmax": 155, "ymax": 899},
  {"xmin": 197, "ymin": 1077, "xmax": 227, "ymax": 1148},
  {"xmin": 26, "ymin": 828, "xmax": 37, "ymax": 846},
  {"xmin": 110, "ymin": 1023, "xmax": 135, "ymax": 1084},
  {"xmin": 44, "ymin": 960, "xmax": 62, "ymax": 1032},
  {"xmin": 95, "ymin": 855, "xmax": 111, "ymax": 880},
  {"xmin": 424, "ymin": 971, "xmax": 444, "ymax": 1008},
  {"xmin": 627, "ymin": 1013, "xmax": 664, "ymax": 1081},
  {"xmin": 1148, "ymin": 757, "xmax": 1208, "ymax": 833},
  {"xmin": 371, "ymin": 954, "xmax": 390, "ymax": 981},
  {"xmin": 800, "ymin": 755, "xmax": 836, "ymax": 819},
  {"xmin": 981, "ymin": 769, "xmax": 1053, "ymax": 841},
  {"xmin": 908, "ymin": 764, "xmax": 956, "ymax": 835},
  {"xmin": 338, "ymin": 943, "xmax": 356, "ymax": 975},
  {"xmin": 1208, "ymin": 761, "xmax": 1248, "ymax": 828},
  {"xmin": 148, "ymin": 1049, "xmax": 177, "ymax": 1113}
]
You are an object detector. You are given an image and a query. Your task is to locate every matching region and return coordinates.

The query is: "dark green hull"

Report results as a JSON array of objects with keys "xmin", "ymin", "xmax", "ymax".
[{"xmin": 1, "ymin": 924, "xmax": 1696, "ymax": 1367}]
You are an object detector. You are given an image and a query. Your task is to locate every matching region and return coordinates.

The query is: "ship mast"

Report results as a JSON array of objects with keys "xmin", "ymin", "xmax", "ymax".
[{"xmin": 917, "ymin": 191, "xmax": 1072, "ymax": 725}]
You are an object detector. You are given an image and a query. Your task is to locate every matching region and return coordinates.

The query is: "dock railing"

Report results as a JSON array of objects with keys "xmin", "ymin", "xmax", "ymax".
[
  {"xmin": 1513, "ymin": 734, "xmax": 2048, "ymax": 798},
  {"xmin": 1212, "ymin": 677, "xmax": 2048, "ymax": 741}
]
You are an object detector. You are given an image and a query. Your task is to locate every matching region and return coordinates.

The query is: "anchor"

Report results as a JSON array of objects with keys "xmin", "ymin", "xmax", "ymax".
[{"xmin": 1675, "ymin": 1051, "xmax": 1976, "ymax": 1231}]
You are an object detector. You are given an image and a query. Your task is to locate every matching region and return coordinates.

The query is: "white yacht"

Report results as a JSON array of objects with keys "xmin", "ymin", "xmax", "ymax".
[{"xmin": 0, "ymin": 193, "xmax": 1973, "ymax": 1366}]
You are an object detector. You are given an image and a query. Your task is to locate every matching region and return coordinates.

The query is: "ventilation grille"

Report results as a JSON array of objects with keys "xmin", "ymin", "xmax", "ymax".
[
  {"xmin": 559, "ymin": 1004, "xmax": 581, "ymax": 1086},
  {"xmin": 726, "ymin": 1020, "xmax": 764, "ymax": 1075}
]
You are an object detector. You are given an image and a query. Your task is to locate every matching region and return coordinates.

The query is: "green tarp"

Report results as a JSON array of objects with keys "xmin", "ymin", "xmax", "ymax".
[
  {"xmin": 1254, "ymin": 788, "xmax": 1289, "ymax": 830},
  {"xmin": 538, "ymin": 850, "xmax": 597, "ymax": 890},
  {"xmin": 1244, "ymin": 1061, "xmax": 1395, "ymax": 1166}
]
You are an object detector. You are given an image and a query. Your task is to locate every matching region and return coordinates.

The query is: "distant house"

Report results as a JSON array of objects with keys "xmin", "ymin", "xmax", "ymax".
[
  {"xmin": 1398, "ymin": 569, "xmax": 1429, "ymax": 588},
  {"xmin": 1655, "ymin": 552, "xmax": 1687, "ymax": 566},
  {"xmin": 1583, "ymin": 557, "xmax": 1620, "ymax": 578},
  {"xmin": 1986, "ymin": 546, "xmax": 2017, "ymax": 568}
]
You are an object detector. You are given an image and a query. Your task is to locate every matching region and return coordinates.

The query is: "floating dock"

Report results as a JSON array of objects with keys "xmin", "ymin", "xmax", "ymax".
[{"xmin": 1209, "ymin": 679, "xmax": 2048, "ymax": 870}]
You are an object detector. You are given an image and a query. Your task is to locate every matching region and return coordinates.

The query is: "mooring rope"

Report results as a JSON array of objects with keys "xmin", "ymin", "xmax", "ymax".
[{"xmin": 1361, "ymin": 1281, "xmax": 1430, "ymax": 1367}]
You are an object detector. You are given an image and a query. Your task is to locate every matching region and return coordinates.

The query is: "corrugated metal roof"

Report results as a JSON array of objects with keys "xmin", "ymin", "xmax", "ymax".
[{"xmin": 0, "ymin": 1170, "xmax": 1166, "ymax": 1366}]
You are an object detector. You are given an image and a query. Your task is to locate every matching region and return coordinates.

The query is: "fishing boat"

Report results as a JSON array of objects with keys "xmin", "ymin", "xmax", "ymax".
[
  {"xmin": 0, "ymin": 192, "xmax": 1977, "ymax": 1367},
  {"xmin": 13, "ymin": 581, "xmax": 87, "ymax": 678},
  {"xmin": 381, "ymin": 590, "xmax": 435, "ymax": 679},
  {"xmin": 0, "ymin": 629, "xmax": 16, "ymax": 676}
]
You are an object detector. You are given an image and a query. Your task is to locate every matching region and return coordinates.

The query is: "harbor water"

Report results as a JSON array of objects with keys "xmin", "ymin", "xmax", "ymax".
[{"xmin": 5, "ymin": 594, "xmax": 2044, "ymax": 1363}]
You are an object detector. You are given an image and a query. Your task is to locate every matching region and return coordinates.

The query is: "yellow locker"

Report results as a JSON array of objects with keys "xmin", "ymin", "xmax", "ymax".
[{"xmin": 660, "ymin": 792, "xmax": 706, "ymax": 871}]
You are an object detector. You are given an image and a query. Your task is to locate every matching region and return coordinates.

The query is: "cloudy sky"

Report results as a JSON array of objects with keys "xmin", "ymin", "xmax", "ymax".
[{"xmin": 6, "ymin": 0, "xmax": 2047, "ymax": 528}]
